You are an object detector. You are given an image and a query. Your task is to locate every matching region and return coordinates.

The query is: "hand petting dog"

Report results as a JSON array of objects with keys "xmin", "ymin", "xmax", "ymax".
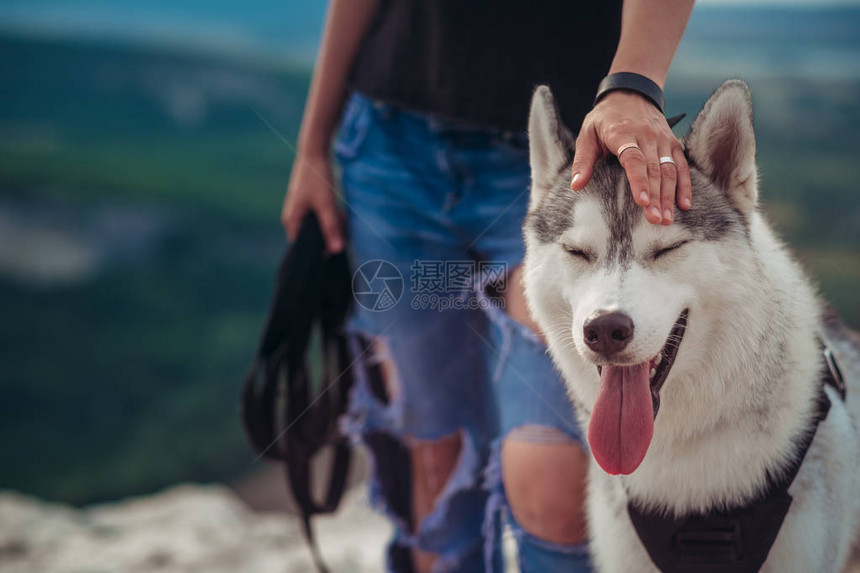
[{"xmin": 570, "ymin": 90, "xmax": 692, "ymax": 226}]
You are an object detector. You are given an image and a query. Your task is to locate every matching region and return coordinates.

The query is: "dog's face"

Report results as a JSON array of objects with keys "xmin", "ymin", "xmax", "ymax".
[{"xmin": 523, "ymin": 81, "xmax": 760, "ymax": 476}]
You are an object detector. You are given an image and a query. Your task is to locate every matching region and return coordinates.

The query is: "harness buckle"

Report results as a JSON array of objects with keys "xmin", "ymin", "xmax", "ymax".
[{"xmin": 672, "ymin": 516, "xmax": 742, "ymax": 563}]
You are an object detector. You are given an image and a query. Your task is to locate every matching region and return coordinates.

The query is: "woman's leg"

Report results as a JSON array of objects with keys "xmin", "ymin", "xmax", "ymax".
[
  {"xmin": 347, "ymin": 306, "xmax": 496, "ymax": 573},
  {"xmin": 499, "ymin": 265, "xmax": 589, "ymax": 545},
  {"xmin": 373, "ymin": 340, "xmax": 465, "ymax": 572},
  {"xmin": 501, "ymin": 438, "xmax": 589, "ymax": 545},
  {"xmin": 410, "ymin": 433, "xmax": 464, "ymax": 572},
  {"xmin": 441, "ymin": 127, "xmax": 593, "ymax": 571},
  {"xmin": 338, "ymin": 93, "xmax": 499, "ymax": 572},
  {"xmin": 477, "ymin": 264, "xmax": 592, "ymax": 572}
]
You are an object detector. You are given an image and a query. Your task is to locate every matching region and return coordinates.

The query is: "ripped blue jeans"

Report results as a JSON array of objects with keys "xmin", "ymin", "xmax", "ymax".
[{"xmin": 337, "ymin": 92, "xmax": 591, "ymax": 572}]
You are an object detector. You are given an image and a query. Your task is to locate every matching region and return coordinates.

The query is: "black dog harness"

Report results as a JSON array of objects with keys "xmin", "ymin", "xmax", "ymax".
[{"xmin": 628, "ymin": 345, "xmax": 846, "ymax": 573}]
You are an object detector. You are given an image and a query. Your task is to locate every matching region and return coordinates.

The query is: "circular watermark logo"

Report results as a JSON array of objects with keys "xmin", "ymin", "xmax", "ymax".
[{"xmin": 352, "ymin": 260, "xmax": 404, "ymax": 312}]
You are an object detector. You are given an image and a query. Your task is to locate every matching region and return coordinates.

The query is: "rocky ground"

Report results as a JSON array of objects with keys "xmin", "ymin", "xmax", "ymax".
[
  {"xmin": 1, "ymin": 474, "xmax": 857, "ymax": 572},
  {"xmin": 0, "ymin": 482, "xmax": 390, "ymax": 573}
]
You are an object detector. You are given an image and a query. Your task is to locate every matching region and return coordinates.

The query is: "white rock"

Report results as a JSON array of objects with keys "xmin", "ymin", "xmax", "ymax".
[{"xmin": 0, "ymin": 484, "xmax": 390, "ymax": 573}]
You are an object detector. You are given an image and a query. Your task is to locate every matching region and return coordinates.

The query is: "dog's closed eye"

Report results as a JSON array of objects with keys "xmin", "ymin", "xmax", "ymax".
[
  {"xmin": 652, "ymin": 240, "xmax": 689, "ymax": 260},
  {"xmin": 561, "ymin": 244, "xmax": 594, "ymax": 263}
]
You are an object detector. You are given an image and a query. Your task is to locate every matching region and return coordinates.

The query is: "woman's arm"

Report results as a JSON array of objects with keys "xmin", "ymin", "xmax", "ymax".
[
  {"xmin": 282, "ymin": 0, "xmax": 379, "ymax": 251},
  {"xmin": 571, "ymin": 0, "xmax": 695, "ymax": 226},
  {"xmin": 609, "ymin": 0, "xmax": 693, "ymax": 88},
  {"xmin": 296, "ymin": 0, "xmax": 380, "ymax": 158}
]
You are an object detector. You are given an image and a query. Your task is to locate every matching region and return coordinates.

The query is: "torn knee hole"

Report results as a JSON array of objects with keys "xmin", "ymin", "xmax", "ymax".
[
  {"xmin": 359, "ymin": 336, "xmax": 400, "ymax": 403},
  {"xmin": 507, "ymin": 424, "xmax": 577, "ymax": 445},
  {"xmin": 410, "ymin": 430, "xmax": 464, "ymax": 530},
  {"xmin": 489, "ymin": 265, "xmax": 544, "ymax": 337},
  {"xmin": 502, "ymin": 428, "xmax": 589, "ymax": 545}
]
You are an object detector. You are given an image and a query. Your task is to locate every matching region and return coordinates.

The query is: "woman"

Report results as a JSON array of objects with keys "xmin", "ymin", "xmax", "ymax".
[{"xmin": 282, "ymin": 1, "xmax": 694, "ymax": 571}]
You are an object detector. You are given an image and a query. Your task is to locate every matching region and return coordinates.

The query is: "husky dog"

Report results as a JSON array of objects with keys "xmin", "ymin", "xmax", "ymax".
[{"xmin": 521, "ymin": 80, "xmax": 860, "ymax": 572}]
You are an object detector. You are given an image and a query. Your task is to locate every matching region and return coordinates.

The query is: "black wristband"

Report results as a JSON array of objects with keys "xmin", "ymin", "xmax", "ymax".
[{"xmin": 594, "ymin": 72, "xmax": 665, "ymax": 114}]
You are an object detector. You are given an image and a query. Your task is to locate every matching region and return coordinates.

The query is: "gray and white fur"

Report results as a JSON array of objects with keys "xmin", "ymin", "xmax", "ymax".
[{"xmin": 521, "ymin": 80, "xmax": 860, "ymax": 572}]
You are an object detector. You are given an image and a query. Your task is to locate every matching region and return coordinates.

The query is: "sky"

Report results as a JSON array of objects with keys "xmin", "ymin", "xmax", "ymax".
[{"xmin": 0, "ymin": 0, "xmax": 857, "ymax": 66}]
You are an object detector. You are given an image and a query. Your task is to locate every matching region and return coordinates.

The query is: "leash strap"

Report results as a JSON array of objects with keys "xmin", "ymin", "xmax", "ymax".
[{"xmin": 240, "ymin": 213, "xmax": 362, "ymax": 573}]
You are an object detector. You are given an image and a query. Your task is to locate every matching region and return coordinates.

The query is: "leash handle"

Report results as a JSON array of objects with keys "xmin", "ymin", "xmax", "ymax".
[{"xmin": 286, "ymin": 441, "xmax": 351, "ymax": 573}]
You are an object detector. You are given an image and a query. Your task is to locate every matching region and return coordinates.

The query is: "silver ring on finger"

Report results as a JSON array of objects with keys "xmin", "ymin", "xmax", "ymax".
[
  {"xmin": 659, "ymin": 156, "xmax": 676, "ymax": 166},
  {"xmin": 617, "ymin": 142, "xmax": 640, "ymax": 157}
]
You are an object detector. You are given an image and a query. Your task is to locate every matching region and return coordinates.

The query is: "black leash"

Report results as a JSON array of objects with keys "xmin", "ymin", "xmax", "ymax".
[
  {"xmin": 628, "ymin": 342, "xmax": 846, "ymax": 573},
  {"xmin": 241, "ymin": 213, "xmax": 362, "ymax": 573}
]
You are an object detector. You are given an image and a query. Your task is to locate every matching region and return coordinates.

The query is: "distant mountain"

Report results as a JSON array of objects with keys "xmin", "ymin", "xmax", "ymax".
[
  {"xmin": 2, "ymin": 3, "xmax": 860, "ymax": 74},
  {"xmin": 675, "ymin": 6, "xmax": 860, "ymax": 80},
  {"xmin": 0, "ymin": 0, "xmax": 329, "ymax": 63}
]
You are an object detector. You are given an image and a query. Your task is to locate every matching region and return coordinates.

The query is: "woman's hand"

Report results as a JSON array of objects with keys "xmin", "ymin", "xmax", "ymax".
[
  {"xmin": 281, "ymin": 152, "xmax": 344, "ymax": 253},
  {"xmin": 279, "ymin": 0, "xmax": 380, "ymax": 253},
  {"xmin": 569, "ymin": 91, "xmax": 691, "ymax": 225}
]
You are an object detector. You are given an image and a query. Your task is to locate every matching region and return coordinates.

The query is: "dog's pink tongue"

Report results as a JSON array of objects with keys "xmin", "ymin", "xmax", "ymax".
[{"xmin": 588, "ymin": 363, "xmax": 654, "ymax": 475}]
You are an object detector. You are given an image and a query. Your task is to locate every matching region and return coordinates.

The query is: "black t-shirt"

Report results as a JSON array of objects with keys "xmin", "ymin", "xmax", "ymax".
[{"xmin": 349, "ymin": 0, "xmax": 623, "ymax": 131}]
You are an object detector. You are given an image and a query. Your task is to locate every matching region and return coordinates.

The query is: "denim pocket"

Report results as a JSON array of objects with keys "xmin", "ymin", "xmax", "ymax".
[{"xmin": 334, "ymin": 93, "xmax": 374, "ymax": 163}]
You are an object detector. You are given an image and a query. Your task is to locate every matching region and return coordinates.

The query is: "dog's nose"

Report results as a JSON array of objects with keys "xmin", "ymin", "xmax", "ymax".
[{"xmin": 583, "ymin": 311, "xmax": 634, "ymax": 355}]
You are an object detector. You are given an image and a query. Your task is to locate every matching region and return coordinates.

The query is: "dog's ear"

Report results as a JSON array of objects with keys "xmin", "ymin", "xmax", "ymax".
[
  {"xmin": 528, "ymin": 86, "xmax": 574, "ymax": 210},
  {"xmin": 685, "ymin": 79, "xmax": 758, "ymax": 214}
]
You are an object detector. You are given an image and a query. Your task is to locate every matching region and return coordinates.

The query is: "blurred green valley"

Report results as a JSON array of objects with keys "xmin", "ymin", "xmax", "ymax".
[
  {"xmin": 0, "ymin": 6, "xmax": 859, "ymax": 505},
  {"xmin": 0, "ymin": 34, "xmax": 304, "ymax": 503}
]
